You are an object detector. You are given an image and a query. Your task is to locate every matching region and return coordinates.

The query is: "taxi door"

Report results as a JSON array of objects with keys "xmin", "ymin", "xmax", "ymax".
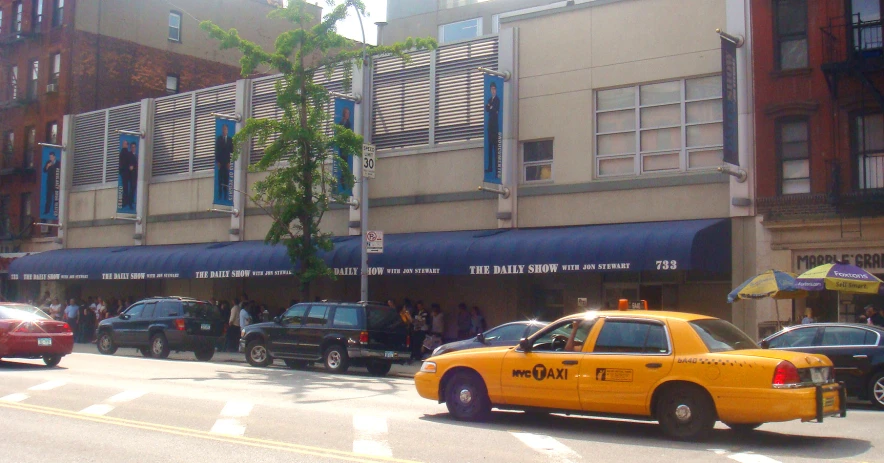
[
  {"xmin": 499, "ymin": 319, "xmax": 595, "ymax": 411},
  {"xmin": 578, "ymin": 318, "xmax": 675, "ymax": 416}
]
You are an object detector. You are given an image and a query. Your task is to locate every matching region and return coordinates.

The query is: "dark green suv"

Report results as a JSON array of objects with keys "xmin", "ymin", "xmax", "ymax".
[
  {"xmin": 240, "ymin": 302, "xmax": 410, "ymax": 376},
  {"xmin": 96, "ymin": 297, "xmax": 224, "ymax": 361}
]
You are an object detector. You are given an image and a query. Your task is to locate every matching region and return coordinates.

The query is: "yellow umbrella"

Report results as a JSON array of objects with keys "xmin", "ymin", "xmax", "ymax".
[{"xmin": 728, "ymin": 270, "xmax": 808, "ymax": 303}]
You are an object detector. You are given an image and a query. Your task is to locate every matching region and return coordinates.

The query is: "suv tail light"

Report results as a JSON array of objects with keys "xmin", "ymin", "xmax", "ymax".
[
  {"xmin": 772, "ymin": 360, "xmax": 801, "ymax": 387},
  {"xmin": 359, "ymin": 331, "xmax": 369, "ymax": 344},
  {"xmin": 174, "ymin": 319, "xmax": 186, "ymax": 331},
  {"xmin": 406, "ymin": 335, "xmax": 411, "ymax": 348}
]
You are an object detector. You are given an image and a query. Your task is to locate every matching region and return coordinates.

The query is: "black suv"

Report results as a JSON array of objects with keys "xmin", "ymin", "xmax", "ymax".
[
  {"xmin": 240, "ymin": 301, "xmax": 410, "ymax": 376},
  {"xmin": 96, "ymin": 297, "xmax": 224, "ymax": 361}
]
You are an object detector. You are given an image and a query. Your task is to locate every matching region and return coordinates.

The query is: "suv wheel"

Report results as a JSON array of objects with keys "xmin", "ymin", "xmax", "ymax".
[
  {"xmin": 366, "ymin": 361, "xmax": 392, "ymax": 376},
  {"xmin": 246, "ymin": 340, "xmax": 272, "ymax": 367},
  {"xmin": 150, "ymin": 333, "xmax": 171, "ymax": 359},
  {"xmin": 194, "ymin": 347, "xmax": 215, "ymax": 362},
  {"xmin": 97, "ymin": 332, "xmax": 118, "ymax": 355},
  {"xmin": 323, "ymin": 345, "xmax": 350, "ymax": 374},
  {"xmin": 870, "ymin": 371, "xmax": 884, "ymax": 410}
]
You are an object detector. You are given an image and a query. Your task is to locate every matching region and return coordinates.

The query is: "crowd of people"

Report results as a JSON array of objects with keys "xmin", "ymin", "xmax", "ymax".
[
  {"xmin": 28, "ymin": 292, "xmax": 134, "ymax": 343},
  {"xmin": 388, "ymin": 299, "xmax": 487, "ymax": 361}
]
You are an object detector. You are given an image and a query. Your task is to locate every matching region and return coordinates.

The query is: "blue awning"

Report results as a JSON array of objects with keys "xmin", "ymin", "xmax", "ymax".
[{"xmin": 8, "ymin": 218, "xmax": 730, "ymax": 281}]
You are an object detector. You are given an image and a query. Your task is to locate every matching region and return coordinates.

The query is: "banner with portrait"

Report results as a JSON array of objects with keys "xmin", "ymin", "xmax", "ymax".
[
  {"xmin": 213, "ymin": 119, "xmax": 236, "ymax": 206},
  {"xmin": 116, "ymin": 134, "xmax": 139, "ymax": 215},
  {"xmin": 332, "ymin": 98, "xmax": 356, "ymax": 197},
  {"xmin": 721, "ymin": 36, "xmax": 739, "ymax": 166},
  {"xmin": 39, "ymin": 146, "xmax": 61, "ymax": 221},
  {"xmin": 483, "ymin": 74, "xmax": 504, "ymax": 184}
]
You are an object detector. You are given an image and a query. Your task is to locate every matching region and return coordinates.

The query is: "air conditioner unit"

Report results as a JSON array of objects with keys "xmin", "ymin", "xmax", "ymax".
[
  {"xmin": 45, "ymin": 83, "xmax": 58, "ymax": 94},
  {"xmin": 39, "ymin": 224, "xmax": 49, "ymax": 234}
]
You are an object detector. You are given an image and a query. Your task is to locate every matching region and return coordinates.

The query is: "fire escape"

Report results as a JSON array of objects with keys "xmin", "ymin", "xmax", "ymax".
[{"xmin": 821, "ymin": 13, "xmax": 884, "ymax": 238}]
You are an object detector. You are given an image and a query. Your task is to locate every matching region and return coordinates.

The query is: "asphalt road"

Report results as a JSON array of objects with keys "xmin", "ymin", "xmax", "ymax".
[{"xmin": 0, "ymin": 351, "xmax": 881, "ymax": 463}]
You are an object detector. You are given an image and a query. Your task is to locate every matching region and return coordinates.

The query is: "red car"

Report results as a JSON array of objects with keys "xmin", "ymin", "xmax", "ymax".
[{"xmin": 0, "ymin": 303, "xmax": 74, "ymax": 367}]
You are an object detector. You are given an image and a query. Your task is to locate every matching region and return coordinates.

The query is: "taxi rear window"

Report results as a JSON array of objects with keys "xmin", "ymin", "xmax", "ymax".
[{"xmin": 689, "ymin": 319, "xmax": 758, "ymax": 353}]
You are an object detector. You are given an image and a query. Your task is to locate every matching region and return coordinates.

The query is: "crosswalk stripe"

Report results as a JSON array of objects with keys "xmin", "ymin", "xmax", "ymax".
[
  {"xmin": 80, "ymin": 404, "xmax": 115, "ymax": 416},
  {"xmin": 107, "ymin": 390, "xmax": 147, "ymax": 403},
  {"xmin": 0, "ymin": 393, "xmax": 29, "ymax": 403},
  {"xmin": 28, "ymin": 380, "xmax": 66, "ymax": 391},
  {"xmin": 511, "ymin": 432, "xmax": 580, "ymax": 463},
  {"xmin": 210, "ymin": 401, "xmax": 253, "ymax": 436},
  {"xmin": 352, "ymin": 415, "xmax": 392, "ymax": 458}
]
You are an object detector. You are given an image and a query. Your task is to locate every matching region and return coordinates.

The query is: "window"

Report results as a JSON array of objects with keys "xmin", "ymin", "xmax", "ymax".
[
  {"xmin": 484, "ymin": 323, "xmax": 527, "ymax": 342},
  {"xmin": 689, "ymin": 319, "xmax": 758, "ymax": 352},
  {"xmin": 46, "ymin": 121, "xmax": 57, "ymax": 144},
  {"xmin": 0, "ymin": 9, "xmax": 4, "ymax": 36},
  {"xmin": 156, "ymin": 301, "xmax": 180, "ymax": 317},
  {"xmin": 2, "ymin": 131, "xmax": 14, "ymax": 169},
  {"xmin": 49, "ymin": 52, "xmax": 60, "ymax": 85},
  {"xmin": 27, "ymin": 59, "xmax": 38, "ymax": 101},
  {"xmin": 165, "ymin": 74, "xmax": 179, "ymax": 94},
  {"xmin": 19, "ymin": 193, "xmax": 31, "ymax": 235},
  {"xmin": 13, "ymin": 1, "xmax": 23, "ymax": 35},
  {"xmin": 439, "ymin": 18, "xmax": 481, "ymax": 43},
  {"xmin": 124, "ymin": 303, "xmax": 144, "ymax": 318},
  {"xmin": 304, "ymin": 305, "xmax": 329, "ymax": 326},
  {"xmin": 367, "ymin": 305, "xmax": 406, "ymax": 331},
  {"xmin": 774, "ymin": 0, "xmax": 808, "ymax": 70},
  {"xmin": 593, "ymin": 320, "xmax": 670, "ymax": 354},
  {"xmin": 52, "ymin": 0, "xmax": 63, "ymax": 27},
  {"xmin": 0, "ymin": 195, "xmax": 10, "ymax": 237},
  {"xmin": 821, "ymin": 326, "xmax": 877, "ymax": 346},
  {"xmin": 32, "ymin": 0, "xmax": 43, "ymax": 33},
  {"xmin": 141, "ymin": 303, "xmax": 156, "ymax": 319},
  {"xmin": 23, "ymin": 126, "xmax": 35, "ymax": 168},
  {"xmin": 595, "ymin": 76, "xmax": 723, "ymax": 177},
  {"xmin": 767, "ymin": 327, "xmax": 819, "ymax": 348},
  {"xmin": 778, "ymin": 119, "xmax": 810, "ymax": 194},
  {"xmin": 8, "ymin": 65, "xmax": 18, "ymax": 101},
  {"xmin": 331, "ymin": 307, "xmax": 360, "ymax": 328},
  {"xmin": 522, "ymin": 140, "xmax": 553, "ymax": 183},
  {"xmin": 851, "ymin": 0, "xmax": 881, "ymax": 53},
  {"xmin": 853, "ymin": 113, "xmax": 884, "ymax": 190},
  {"xmin": 529, "ymin": 319, "xmax": 596, "ymax": 352},
  {"xmin": 168, "ymin": 11, "xmax": 182, "ymax": 42},
  {"xmin": 281, "ymin": 304, "xmax": 307, "ymax": 325},
  {"xmin": 183, "ymin": 301, "xmax": 221, "ymax": 320}
]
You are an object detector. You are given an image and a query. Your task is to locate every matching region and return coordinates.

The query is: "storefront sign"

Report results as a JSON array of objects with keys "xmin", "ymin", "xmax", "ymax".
[
  {"xmin": 483, "ymin": 74, "xmax": 504, "ymax": 184},
  {"xmin": 117, "ymin": 134, "xmax": 140, "ymax": 214},
  {"xmin": 213, "ymin": 119, "xmax": 236, "ymax": 207},
  {"xmin": 795, "ymin": 250, "xmax": 884, "ymax": 274}
]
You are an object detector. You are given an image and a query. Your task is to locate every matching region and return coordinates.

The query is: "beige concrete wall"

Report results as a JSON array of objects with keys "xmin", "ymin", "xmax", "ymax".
[
  {"xmin": 69, "ymin": 188, "xmax": 118, "ymax": 222},
  {"xmin": 243, "ymin": 209, "xmax": 350, "ymax": 242},
  {"xmin": 67, "ymin": 224, "xmax": 132, "ymax": 248},
  {"xmin": 369, "ymin": 200, "xmax": 498, "ymax": 233},
  {"xmin": 373, "ymin": 148, "xmax": 482, "ymax": 197},
  {"xmin": 148, "ymin": 177, "xmax": 214, "ymax": 216},
  {"xmin": 146, "ymin": 217, "xmax": 229, "ymax": 245}
]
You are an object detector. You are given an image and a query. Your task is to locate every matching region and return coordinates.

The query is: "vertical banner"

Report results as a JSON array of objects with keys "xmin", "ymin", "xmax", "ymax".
[
  {"xmin": 117, "ymin": 134, "xmax": 139, "ymax": 215},
  {"xmin": 333, "ymin": 98, "xmax": 356, "ymax": 197},
  {"xmin": 40, "ymin": 146, "xmax": 61, "ymax": 221},
  {"xmin": 213, "ymin": 119, "xmax": 236, "ymax": 206},
  {"xmin": 483, "ymin": 75, "xmax": 504, "ymax": 184},
  {"xmin": 721, "ymin": 37, "xmax": 739, "ymax": 166}
]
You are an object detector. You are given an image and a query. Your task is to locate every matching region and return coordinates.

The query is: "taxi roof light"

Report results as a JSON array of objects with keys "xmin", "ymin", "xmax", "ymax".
[{"xmin": 618, "ymin": 299, "xmax": 648, "ymax": 311}]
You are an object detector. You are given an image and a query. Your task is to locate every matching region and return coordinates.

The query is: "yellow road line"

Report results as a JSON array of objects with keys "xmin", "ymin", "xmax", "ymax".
[{"xmin": 0, "ymin": 401, "xmax": 421, "ymax": 463}]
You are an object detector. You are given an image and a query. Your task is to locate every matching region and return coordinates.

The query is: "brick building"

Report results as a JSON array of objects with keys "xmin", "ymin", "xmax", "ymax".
[
  {"xmin": 0, "ymin": 0, "xmax": 304, "ymax": 293},
  {"xmin": 752, "ymin": 0, "xmax": 884, "ymax": 324}
]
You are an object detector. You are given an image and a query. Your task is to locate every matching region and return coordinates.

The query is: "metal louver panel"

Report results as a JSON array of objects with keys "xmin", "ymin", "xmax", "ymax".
[
  {"xmin": 435, "ymin": 38, "xmax": 498, "ymax": 144},
  {"xmin": 250, "ymin": 76, "xmax": 282, "ymax": 165},
  {"xmin": 152, "ymin": 94, "xmax": 193, "ymax": 177},
  {"xmin": 372, "ymin": 51, "xmax": 431, "ymax": 150},
  {"xmin": 193, "ymin": 84, "xmax": 236, "ymax": 172},
  {"xmin": 104, "ymin": 103, "xmax": 141, "ymax": 183},
  {"xmin": 72, "ymin": 111, "xmax": 107, "ymax": 186}
]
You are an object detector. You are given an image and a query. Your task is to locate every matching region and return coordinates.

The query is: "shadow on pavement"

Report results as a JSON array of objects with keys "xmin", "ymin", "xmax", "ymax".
[{"xmin": 0, "ymin": 359, "xmax": 68, "ymax": 371}]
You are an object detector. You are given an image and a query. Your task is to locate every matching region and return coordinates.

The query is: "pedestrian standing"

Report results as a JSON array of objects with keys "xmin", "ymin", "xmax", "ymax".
[
  {"xmin": 801, "ymin": 307, "xmax": 814, "ymax": 325},
  {"xmin": 866, "ymin": 305, "xmax": 884, "ymax": 327},
  {"xmin": 49, "ymin": 298, "xmax": 63, "ymax": 321},
  {"xmin": 228, "ymin": 298, "xmax": 242, "ymax": 351},
  {"xmin": 411, "ymin": 301, "xmax": 429, "ymax": 361},
  {"xmin": 456, "ymin": 303, "xmax": 471, "ymax": 340},
  {"xmin": 95, "ymin": 297, "xmax": 107, "ymax": 322},
  {"xmin": 469, "ymin": 306, "xmax": 487, "ymax": 336},
  {"xmin": 423, "ymin": 304, "xmax": 445, "ymax": 356},
  {"xmin": 239, "ymin": 301, "xmax": 253, "ymax": 329},
  {"xmin": 64, "ymin": 299, "xmax": 80, "ymax": 342}
]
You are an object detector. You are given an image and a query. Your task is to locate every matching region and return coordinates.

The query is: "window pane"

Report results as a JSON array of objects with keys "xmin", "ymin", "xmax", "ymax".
[
  {"xmin": 332, "ymin": 307, "xmax": 360, "ymax": 328},
  {"xmin": 642, "ymin": 152, "xmax": 679, "ymax": 172},
  {"xmin": 783, "ymin": 159, "xmax": 809, "ymax": 179},
  {"xmin": 523, "ymin": 140, "xmax": 553, "ymax": 162},
  {"xmin": 821, "ymin": 326, "xmax": 870, "ymax": 346},
  {"xmin": 640, "ymin": 81, "xmax": 680, "ymax": 106},
  {"xmin": 686, "ymin": 100, "xmax": 722, "ymax": 124},
  {"xmin": 777, "ymin": 0, "xmax": 807, "ymax": 34},
  {"xmin": 597, "ymin": 132, "xmax": 635, "ymax": 156},
  {"xmin": 686, "ymin": 76, "xmax": 722, "ymax": 100},
  {"xmin": 282, "ymin": 305, "xmax": 307, "ymax": 325},
  {"xmin": 769, "ymin": 327, "xmax": 818, "ymax": 348},
  {"xmin": 780, "ymin": 39, "xmax": 808, "ymax": 69},
  {"xmin": 305, "ymin": 306, "xmax": 329, "ymax": 325},
  {"xmin": 857, "ymin": 113, "xmax": 884, "ymax": 152},
  {"xmin": 597, "ymin": 109, "xmax": 635, "ymax": 133},
  {"xmin": 597, "ymin": 87, "xmax": 634, "ymax": 111},
  {"xmin": 440, "ymin": 18, "xmax": 480, "ymax": 42},
  {"xmin": 782, "ymin": 121, "xmax": 808, "ymax": 142},
  {"xmin": 640, "ymin": 104, "xmax": 680, "ymax": 129},
  {"xmin": 525, "ymin": 164, "xmax": 551, "ymax": 181},
  {"xmin": 782, "ymin": 178, "xmax": 810, "ymax": 194},
  {"xmin": 688, "ymin": 149, "xmax": 723, "ymax": 168},
  {"xmin": 686, "ymin": 123, "xmax": 723, "ymax": 147},
  {"xmin": 641, "ymin": 127, "xmax": 680, "ymax": 152},
  {"xmin": 485, "ymin": 324, "xmax": 527, "ymax": 342},
  {"xmin": 598, "ymin": 157, "xmax": 634, "ymax": 176},
  {"xmin": 594, "ymin": 321, "xmax": 651, "ymax": 353},
  {"xmin": 782, "ymin": 141, "xmax": 808, "ymax": 159},
  {"xmin": 169, "ymin": 12, "xmax": 180, "ymax": 27},
  {"xmin": 645, "ymin": 325, "xmax": 669, "ymax": 353}
]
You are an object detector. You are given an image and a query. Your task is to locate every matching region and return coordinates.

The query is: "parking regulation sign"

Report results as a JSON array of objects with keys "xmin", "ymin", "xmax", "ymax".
[{"xmin": 366, "ymin": 230, "xmax": 383, "ymax": 254}]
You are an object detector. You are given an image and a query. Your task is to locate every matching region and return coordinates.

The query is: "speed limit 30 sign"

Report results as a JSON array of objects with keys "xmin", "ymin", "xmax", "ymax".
[{"xmin": 362, "ymin": 143, "xmax": 376, "ymax": 179}]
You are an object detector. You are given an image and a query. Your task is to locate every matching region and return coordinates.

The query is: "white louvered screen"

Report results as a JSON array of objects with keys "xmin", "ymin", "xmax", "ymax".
[
  {"xmin": 372, "ymin": 51, "xmax": 431, "ymax": 150},
  {"xmin": 152, "ymin": 93, "xmax": 194, "ymax": 177},
  {"xmin": 435, "ymin": 38, "xmax": 498, "ymax": 144},
  {"xmin": 104, "ymin": 103, "xmax": 141, "ymax": 183},
  {"xmin": 317, "ymin": 66, "xmax": 346, "ymax": 140},
  {"xmin": 193, "ymin": 84, "xmax": 236, "ymax": 172},
  {"xmin": 72, "ymin": 111, "xmax": 107, "ymax": 186},
  {"xmin": 249, "ymin": 75, "xmax": 282, "ymax": 165}
]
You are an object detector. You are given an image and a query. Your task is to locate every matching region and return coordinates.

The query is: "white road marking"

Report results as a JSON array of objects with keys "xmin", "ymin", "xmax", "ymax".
[
  {"xmin": 511, "ymin": 432, "xmax": 581, "ymax": 463},
  {"xmin": 28, "ymin": 380, "xmax": 66, "ymax": 391},
  {"xmin": 107, "ymin": 390, "xmax": 147, "ymax": 403},
  {"xmin": 210, "ymin": 401, "xmax": 253, "ymax": 436},
  {"xmin": 352, "ymin": 415, "xmax": 392, "ymax": 457},
  {"xmin": 79, "ymin": 404, "xmax": 115, "ymax": 416},
  {"xmin": 728, "ymin": 453, "xmax": 782, "ymax": 463},
  {"xmin": 0, "ymin": 393, "xmax": 29, "ymax": 403}
]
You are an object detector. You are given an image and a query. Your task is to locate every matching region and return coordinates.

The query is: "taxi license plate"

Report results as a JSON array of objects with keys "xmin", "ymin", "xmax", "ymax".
[
  {"xmin": 384, "ymin": 351, "xmax": 396, "ymax": 358},
  {"xmin": 810, "ymin": 368, "xmax": 825, "ymax": 384},
  {"xmin": 37, "ymin": 338, "xmax": 52, "ymax": 346},
  {"xmin": 201, "ymin": 323, "xmax": 211, "ymax": 331}
]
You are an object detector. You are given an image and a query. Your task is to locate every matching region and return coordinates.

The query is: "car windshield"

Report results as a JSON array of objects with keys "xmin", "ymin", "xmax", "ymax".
[
  {"xmin": 366, "ymin": 306, "xmax": 406, "ymax": 331},
  {"xmin": 0, "ymin": 305, "xmax": 50, "ymax": 321},
  {"xmin": 183, "ymin": 302, "xmax": 222, "ymax": 321},
  {"xmin": 690, "ymin": 319, "xmax": 758, "ymax": 353}
]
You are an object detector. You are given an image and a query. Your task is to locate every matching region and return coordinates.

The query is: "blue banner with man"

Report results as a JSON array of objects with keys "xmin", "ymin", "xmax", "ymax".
[
  {"xmin": 117, "ymin": 134, "xmax": 139, "ymax": 215},
  {"xmin": 214, "ymin": 119, "xmax": 236, "ymax": 206},
  {"xmin": 483, "ymin": 74, "xmax": 504, "ymax": 184},
  {"xmin": 40, "ymin": 146, "xmax": 61, "ymax": 221},
  {"xmin": 332, "ymin": 97, "xmax": 355, "ymax": 197}
]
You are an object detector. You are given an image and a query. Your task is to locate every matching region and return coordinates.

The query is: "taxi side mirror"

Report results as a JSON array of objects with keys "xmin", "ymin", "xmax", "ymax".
[
  {"xmin": 760, "ymin": 339, "xmax": 770, "ymax": 349},
  {"xmin": 518, "ymin": 337, "xmax": 532, "ymax": 352},
  {"xmin": 476, "ymin": 332, "xmax": 486, "ymax": 344}
]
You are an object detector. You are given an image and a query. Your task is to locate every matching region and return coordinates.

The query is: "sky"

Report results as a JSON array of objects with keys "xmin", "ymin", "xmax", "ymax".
[{"xmin": 306, "ymin": 0, "xmax": 388, "ymax": 45}]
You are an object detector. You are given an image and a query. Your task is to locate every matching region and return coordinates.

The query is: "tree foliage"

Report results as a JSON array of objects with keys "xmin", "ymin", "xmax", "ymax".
[{"xmin": 201, "ymin": 0, "xmax": 435, "ymax": 299}]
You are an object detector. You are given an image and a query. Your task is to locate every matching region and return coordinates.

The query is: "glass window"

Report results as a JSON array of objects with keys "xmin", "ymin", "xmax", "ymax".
[
  {"xmin": 281, "ymin": 305, "xmax": 307, "ymax": 325},
  {"xmin": 594, "ymin": 321, "xmax": 670, "ymax": 354},
  {"xmin": 183, "ymin": 301, "xmax": 221, "ymax": 320},
  {"xmin": 439, "ymin": 18, "xmax": 481, "ymax": 43},
  {"xmin": 3, "ymin": 131, "xmax": 15, "ymax": 169},
  {"xmin": 23, "ymin": 126, "xmax": 35, "ymax": 168},
  {"xmin": 767, "ymin": 327, "xmax": 819, "ymax": 348},
  {"xmin": 168, "ymin": 11, "xmax": 182, "ymax": 42},
  {"xmin": 367, "ymin": 305, "xmax": 406, "ymax": 331},
  {"xmin": 52, "ymin": 0, "xmax": 63, "ymax": 27},
  {"xmin": 304, "ymin": 305, "xmax": 329, "ymax": 326},
  {"xmin": 484, "ymin": 323, "xmax": 528, "ymax": 342},
  {"xmin": 13, "ymin": 2, "xmax": 23, "ymax": 34},
  {"xmin": 32, "ymin": 0, "xmax": 43, "ymax": 32},
  {"xmin": 165, "ymin": 74, "xmax": 179, "ymax": 94},
  {"xmin": 526, "ymin": 323, "xmax": 545, "ymax": 337},
  {"xmin": 124, "ymin": 303, "xmax": 145, "ymax": 318},
  {"xmin": 821, "ymin": 326, "xmax": 876, "ymax": 346},
  {"xmin": 854, "ymin": 113, "xmax": 884, "ymax": 190},
  {"xmin": 0, "ymin": 195, "xmax": 9, "ymax": 236},
  {"xmin": 156, "ymin": 301, "xmax": 180, "ymax": 317},
  {"xmin": 522, "ymin": 140, "xmax": 553, "ymax": 183},
  {"xmin": 779, "ymin": 119, "xmax": 810, "ymax": 194},
  {"xmin": 46, "ymin": 121, "xmax": 57, "ymax": 144},
  {"xmin": 9, "ymin": 65, "xmax": 18, "ymax": 100},
  {"xmin": 141, "ymin": 303, "xmax": 156, "ymax": 319},
  {"xmin": 530, "ymin": 319, "xmax": 596, "ymax": 352},
  {"xmin": 0, "ymin": 305, "xmax": 49, "ymax": 320},
  {"xmin": 50, "ymin": 53, "xmax": 60, "ymax": 85},
  {"xmin": 775, "ymin": 0, "xmax": 808, "ymax": 70},
  {"xmin": 689, "ymin": 319, "xmax": 758, "ymax": 352},
  {"xmin": 0, "ymin": 10, "xmax": 4, "ymax": 36},
  {"xmin": 27, "ymin": 59, "xmax": 38, "ymax": 100},
  {"xmin": 331, "ymin": 307, "xmax": 360, "ymax": 328}
]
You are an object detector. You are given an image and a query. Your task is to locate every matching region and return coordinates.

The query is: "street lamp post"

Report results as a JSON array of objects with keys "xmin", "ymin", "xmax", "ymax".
[{"xmin": 351, "ymin": 2, "xmax": 370, "ymax": 303}]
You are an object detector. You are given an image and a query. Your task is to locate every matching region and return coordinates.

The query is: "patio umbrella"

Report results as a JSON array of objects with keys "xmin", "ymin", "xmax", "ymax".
[
  {"xmin": 728, "ymin": 270, "xmax": 807, "ymax": 303},
  {"xmin": 792, "ymin": 262, "xmax": 884, "ymax": 295}
]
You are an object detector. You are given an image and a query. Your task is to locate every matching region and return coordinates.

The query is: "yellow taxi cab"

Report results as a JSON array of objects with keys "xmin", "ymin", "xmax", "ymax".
[{"xmin": 414, "ymin": 309, "xmax": 846, "ymax": 440}]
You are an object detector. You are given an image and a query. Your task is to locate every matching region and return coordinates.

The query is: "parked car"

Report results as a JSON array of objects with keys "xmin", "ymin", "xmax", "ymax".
[
  {"xmin": 761, "ymin": 323, "xmax": 884, "ymax": 409},
  {"xmin": 96, "ymin": 297, "xmax": 224, "ymax": 361},
  {"xmin": 432, "ymin": 320, "xmax": 549, "ymax": 357},
  {"xmin": 240, "ymin": 301, "xmax": 410, "ymax": 376},
  {"xmin": 0, "ymin": 303, "xmax": 74, "ymax": 367}
]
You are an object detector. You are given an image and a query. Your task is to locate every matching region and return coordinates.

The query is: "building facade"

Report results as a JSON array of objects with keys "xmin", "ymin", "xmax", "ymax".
[
  {"xmin": 752, "ymin": 0, "xmax": 884, "ymax": 326},
  {"xmin": 10, "ymin": 0, "xmax": 770, "ymax": 337}
]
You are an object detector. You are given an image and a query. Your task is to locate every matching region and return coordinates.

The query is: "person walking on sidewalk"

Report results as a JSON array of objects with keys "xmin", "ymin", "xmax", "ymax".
[
  {"xmin": 228, "ymin": 298, "xmax": 242, "ymax": 351},
  {"xmin": 411, "ymin": 301, "xmax": 429, "ymax": 362}
]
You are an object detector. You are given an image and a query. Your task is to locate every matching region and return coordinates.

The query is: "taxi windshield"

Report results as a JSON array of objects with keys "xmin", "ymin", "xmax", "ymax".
[{"xmin": 689, "ymin": 319, "xmax": 758, "ymax": 353}]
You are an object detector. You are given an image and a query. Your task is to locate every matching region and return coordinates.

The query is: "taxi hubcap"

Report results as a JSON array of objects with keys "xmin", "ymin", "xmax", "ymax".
[
  {"xmin": 459, "ymin": 388, "xmax": 473, "ymax": 404},
  {"xmin": 251, "ymin": 346, "xmax": 266, "ymax": 362},
  {"xmin": 874, "ymin": 378, "xmax": 884, "ymax": 404},
  {"xmin": 674, "ymin": 404, "xmax": 692, "ymax": 422}
]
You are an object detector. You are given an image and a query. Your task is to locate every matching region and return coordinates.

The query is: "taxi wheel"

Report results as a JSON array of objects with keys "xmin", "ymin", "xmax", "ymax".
[
  {"xmin": 246, "ymin": 340, "xmax": 272, "ymax": 367},
  {"xmin": 869, "ymin": 371, "xmax": 884, "ymax": 410},
  {"xmin": 42, "ymin": 355, "xmax": 62, "ymax": 367},
  {"xmin": 724, "ymin": 422, "xmax": 762, "ymax": 433},
  {"xmin": 445, "ymin": 372, "xmax": 491, "ymax": 422},
  {"xmin": 655, "ymin": 385, "xmax": 716, "ymax": 441}
]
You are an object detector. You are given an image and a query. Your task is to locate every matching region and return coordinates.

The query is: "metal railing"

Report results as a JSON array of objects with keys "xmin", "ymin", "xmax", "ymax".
[{"xmin": 822, "ymin": 15, "xmax": 884, "ymax": 65}]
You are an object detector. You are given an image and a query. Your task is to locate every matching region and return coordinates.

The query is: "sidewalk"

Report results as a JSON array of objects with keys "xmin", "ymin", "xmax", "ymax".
[{"xmin": 71, "ymin": 343, "xmax": 421, "ymax": 378}]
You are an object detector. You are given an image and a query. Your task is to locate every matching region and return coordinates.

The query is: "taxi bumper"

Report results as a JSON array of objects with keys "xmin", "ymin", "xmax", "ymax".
[
  {"xmin": 714, "ymin": 382, "xmax": 846, "ymax": 424},
  {"xmin": 415, "ymin": 371, "xmax": 441, "ymax": 401}
]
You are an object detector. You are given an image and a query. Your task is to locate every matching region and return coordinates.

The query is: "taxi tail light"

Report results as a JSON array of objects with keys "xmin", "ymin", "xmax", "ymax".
[
  {"xmin": 359, "ymin": 331, "xmax": 369, "ymax": 344},
  {"xmin": 772, "ymin": 360, "xmax": 801, "ymax": 386},
  {"xmin": 174, "ymin": 319, "xmax": 186, "ymax": 331}
]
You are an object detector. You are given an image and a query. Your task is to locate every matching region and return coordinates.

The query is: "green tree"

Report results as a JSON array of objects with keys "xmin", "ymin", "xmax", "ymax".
[{"xmin": 201, "ymin": 1, "xmax": 434, "ymax": 300}]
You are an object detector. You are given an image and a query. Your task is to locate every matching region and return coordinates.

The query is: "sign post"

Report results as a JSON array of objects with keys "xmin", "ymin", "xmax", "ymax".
[{"xmin": 366, "ymin": 230, "xmax": 383, "ymax": 254}]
